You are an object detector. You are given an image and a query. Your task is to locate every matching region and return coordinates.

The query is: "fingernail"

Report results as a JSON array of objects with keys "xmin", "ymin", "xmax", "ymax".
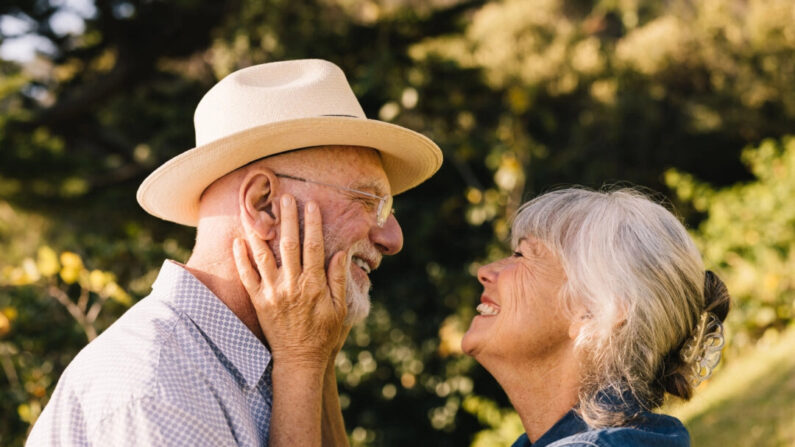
[
  {"xmin": 307, "ymin": 201, "xmax": 317, "ymax": 212},
  {"xmin": 281, "ymin": 195, "xmax": 291, "ymax": 206}
]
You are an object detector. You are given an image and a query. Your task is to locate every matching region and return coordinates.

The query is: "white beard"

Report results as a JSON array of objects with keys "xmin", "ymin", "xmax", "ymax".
[
  {"xmin": 272, "ymin": 224, "xmax": 377, "ymax": 326},
  {"xmin": 342, "ymin": 240, "xmax": 376, "ymax": 325},
  {"xmin": 344, "ymin": 266, "xmax": 371, "ymax": 325}
]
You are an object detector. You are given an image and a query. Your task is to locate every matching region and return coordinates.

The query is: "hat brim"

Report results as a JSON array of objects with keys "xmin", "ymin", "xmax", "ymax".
[{"xmin": 136, "ymin": 116, "xmax": 443, "ymax": 226}]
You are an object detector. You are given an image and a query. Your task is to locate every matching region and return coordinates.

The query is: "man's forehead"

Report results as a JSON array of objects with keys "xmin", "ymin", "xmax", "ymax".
[{"xmin": 272, "ymin": 145, "xmax": 390, "ymax": 193}]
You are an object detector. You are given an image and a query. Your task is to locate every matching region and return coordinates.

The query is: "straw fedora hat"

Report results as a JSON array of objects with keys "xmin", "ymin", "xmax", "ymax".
[{"xmin": 136, "ymin": 59, "xmax": 443, "ymax": 227}]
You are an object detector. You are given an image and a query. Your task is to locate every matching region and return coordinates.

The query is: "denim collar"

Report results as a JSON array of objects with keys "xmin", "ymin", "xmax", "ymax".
[{"xmin": 512, "ymin": 409, "xmax": 589, "ymax": 447}]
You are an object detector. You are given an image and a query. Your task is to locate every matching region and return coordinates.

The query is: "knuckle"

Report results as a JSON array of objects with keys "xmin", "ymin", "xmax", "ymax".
[
  {"xmin": 281, "ymin": 240, "xmax": 300, "ymax": 252},
  {"xmin": 251, "ymin": 295, "xmax": 271, "ymax": 311},
  {"xmin": 284, "ymin": 283, "xmax": 301, "ymax": 299},
  {"xmin": 299, "ymin": 281, "xmax": 323, "ymax": 297},
  {"xmin": 303, "ymin": 240, "xmax": 323, "ymax": 253}
]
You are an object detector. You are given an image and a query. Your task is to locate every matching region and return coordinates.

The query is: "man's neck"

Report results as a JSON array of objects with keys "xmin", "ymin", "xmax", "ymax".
[{"xmin": 184, "ymin": 249, "xmax": 265, "ymax": 342}]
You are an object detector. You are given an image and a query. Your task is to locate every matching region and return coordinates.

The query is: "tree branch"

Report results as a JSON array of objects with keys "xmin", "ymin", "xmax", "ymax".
[{"xmin": 47, "ymin": 284, "xmax": 97, "ymax": 341}]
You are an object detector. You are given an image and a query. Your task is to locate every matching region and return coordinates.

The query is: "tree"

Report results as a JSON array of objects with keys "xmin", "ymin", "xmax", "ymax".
[
  {"xmin": 2, "ymin": 0, "xmax": 794, "ymax": 445},
  {"xmin": 667, "ymin": 136, "xmax": 795, "ymax": 352}
]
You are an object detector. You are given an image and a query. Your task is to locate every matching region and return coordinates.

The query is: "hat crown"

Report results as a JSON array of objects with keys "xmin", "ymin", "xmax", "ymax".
[
  {"xmin": 138, "ymin": 58, "xmax": 442, "ymax": 227},
  {"xmin": 194, "ymin": 59, "xmax": 366, "ymax": 146}
]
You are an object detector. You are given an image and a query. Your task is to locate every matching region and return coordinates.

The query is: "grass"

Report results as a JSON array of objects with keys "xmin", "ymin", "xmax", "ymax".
[{"xmin": 665, "ymin": 326, "xmax": 795, "ymax": 447}]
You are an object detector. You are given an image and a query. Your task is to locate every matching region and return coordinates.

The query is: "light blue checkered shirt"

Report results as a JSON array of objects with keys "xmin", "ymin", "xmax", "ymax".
[{"xmin": 27, "ymin": 261, "xmax": 273, "ymax": 446}]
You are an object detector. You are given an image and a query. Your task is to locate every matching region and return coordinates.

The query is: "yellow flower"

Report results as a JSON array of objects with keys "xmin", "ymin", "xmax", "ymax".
[
  {"xmin": 88, "ymin": 269, "xmax": 109, "ymax": 293},
  {"xmin": 37, "ymin": 246, "xmax": 60, "ymax": 277},
  {"xmin": 2, "ymin": 307, "xmax": 18, "ymax": 321},
  {"xmin": 8, "ymin": 259, "xmax": 42, "ymax": 285},
  {"xmin": 106, "ymin": 282, "xmax": 132, "ymax": 306},
  {"xmin": 0, "ymin": 312, "xmax": 10, "ymax": 337},
  {"xmin": 59, "ymin": 252, "xmax": 84, "ymax": 284}
]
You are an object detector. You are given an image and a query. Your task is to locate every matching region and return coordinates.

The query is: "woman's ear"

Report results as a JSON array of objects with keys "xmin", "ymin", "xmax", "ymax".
[
  {"xmin": 568, "ymin": 308, "xmax": 591, "ymax": 340},
  {"xmin": 239, "ymin": 168, "xmax": 280, "ymax": 240}
]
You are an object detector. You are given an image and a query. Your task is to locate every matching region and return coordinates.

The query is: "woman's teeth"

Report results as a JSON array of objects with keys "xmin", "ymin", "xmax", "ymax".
[
  {"xmin": 476, "ymin": 303, "xmax": 499, "ymax": 316},
  {"xmin": 352, "ymin": 257, "xmax": 371, "ymax": 274}
]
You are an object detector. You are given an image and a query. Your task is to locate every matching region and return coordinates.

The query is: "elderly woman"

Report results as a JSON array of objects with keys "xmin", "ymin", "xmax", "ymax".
[
  {"xmin": 236, "ymin": 187, "xmax": 729, "ymax": 446},
  {"xmin": 462, "ymin": 187, "xmax": 730, "ymax": 446}
]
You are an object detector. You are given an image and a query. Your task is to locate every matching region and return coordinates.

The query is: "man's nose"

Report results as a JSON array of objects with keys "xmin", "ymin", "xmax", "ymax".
[{"xmin": 370, "ymin": 213, "xmax": 403, "ymax": 255}]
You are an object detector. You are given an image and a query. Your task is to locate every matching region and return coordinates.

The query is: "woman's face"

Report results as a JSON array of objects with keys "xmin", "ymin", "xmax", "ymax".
[{"xmin": 462, "ymin": 237, "xmax": 575, "ymax": 367}]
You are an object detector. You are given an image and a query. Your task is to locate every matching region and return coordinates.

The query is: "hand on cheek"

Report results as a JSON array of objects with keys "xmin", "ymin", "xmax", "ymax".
[{"xmin": 233, "ymin": 193, "xmax": 349, "ymax": 370}]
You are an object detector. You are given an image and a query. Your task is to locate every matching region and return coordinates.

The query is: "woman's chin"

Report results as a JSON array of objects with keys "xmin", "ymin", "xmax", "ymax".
[{"xmin": 461, "ymin": 321, "xmax": 487, "ymax": 357}]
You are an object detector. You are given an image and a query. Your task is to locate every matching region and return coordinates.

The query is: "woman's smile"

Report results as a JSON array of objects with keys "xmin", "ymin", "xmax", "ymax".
[{"xmin": 476, "ymin": 296, "xmax": 501, "ymax": 316}]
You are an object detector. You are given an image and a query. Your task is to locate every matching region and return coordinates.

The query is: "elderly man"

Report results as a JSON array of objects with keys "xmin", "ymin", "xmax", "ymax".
[{"xmin": 27, "ymin": 59, "xmax": 442, "ymax": 446}]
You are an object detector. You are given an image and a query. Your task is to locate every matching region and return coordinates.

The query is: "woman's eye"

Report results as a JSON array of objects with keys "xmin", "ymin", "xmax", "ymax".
[{"xmin": 512, "ymin": 251, "xmax": 523, "ymax": 258}]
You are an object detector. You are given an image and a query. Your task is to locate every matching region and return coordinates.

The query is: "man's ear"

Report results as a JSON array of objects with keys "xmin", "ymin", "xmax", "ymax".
[{"xmin": 239, "ymin": 168, "xmax": 280, "ymax": 240}]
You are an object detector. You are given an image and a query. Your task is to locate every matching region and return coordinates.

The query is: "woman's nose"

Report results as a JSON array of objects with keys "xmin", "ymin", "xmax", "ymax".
[{"xmin": 477, "ymin": 262, "xmax": 498, "ymax": 285}]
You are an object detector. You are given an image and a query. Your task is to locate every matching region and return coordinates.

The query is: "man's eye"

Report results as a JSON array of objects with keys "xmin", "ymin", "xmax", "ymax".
[
  {"xmin": 354, "ymin": 196, "xmax": 377, "ymax": 209},
  {"xmin": 512, "ymin": 251, "xmax": 523, "ymax": 258}
]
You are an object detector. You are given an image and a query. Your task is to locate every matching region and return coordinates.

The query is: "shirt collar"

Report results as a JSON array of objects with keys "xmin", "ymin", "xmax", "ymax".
[
  {"xmin": 531, "ymin": 409, "xmax": 588, "ymax": 446},
  {"xmin": 511, "ymin": 409, "xmax": 589, "ymax": 447},
  {"xmin": 152, "ymin": 260, "xmax": 272, "ymax": 389}
]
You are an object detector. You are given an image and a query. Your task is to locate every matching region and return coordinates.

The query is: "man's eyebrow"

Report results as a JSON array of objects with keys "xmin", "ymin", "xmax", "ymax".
[{"xmin": 349, "ymin": 179, "xmax": 389, "ymax": 197}]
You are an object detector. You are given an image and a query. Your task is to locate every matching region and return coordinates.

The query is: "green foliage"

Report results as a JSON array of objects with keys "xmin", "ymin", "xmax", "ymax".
[
  {"xmin": 666, "ymin": 136, "xmax": 795, "ymax": 352},
  {"xmin": 0, "ymin": 247, "xmax": 131, "ymax": 446},
  {"xmin": 464, "ymin": 395, "xmax": 524, "ymax": 446},
  {"xmin": 2, "ymin": 0, "xmax": 795, "ymax": 445}
]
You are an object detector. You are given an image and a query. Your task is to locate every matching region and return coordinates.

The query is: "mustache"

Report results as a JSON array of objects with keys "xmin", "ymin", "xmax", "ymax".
[{"xmin": 344, "ymin": 238, "xmax": 382, "ymax": 270}]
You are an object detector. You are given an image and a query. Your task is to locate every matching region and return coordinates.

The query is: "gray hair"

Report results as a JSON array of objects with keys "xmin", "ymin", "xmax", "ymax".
[{"xmin": 511, "ymin": 187, "xmax": 729, "ymax": 427}]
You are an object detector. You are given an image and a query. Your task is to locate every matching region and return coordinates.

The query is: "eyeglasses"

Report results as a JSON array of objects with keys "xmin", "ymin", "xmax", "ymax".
[{"xmin": 275, "ymin": 173, "xmax": 394, "ymax": 227}]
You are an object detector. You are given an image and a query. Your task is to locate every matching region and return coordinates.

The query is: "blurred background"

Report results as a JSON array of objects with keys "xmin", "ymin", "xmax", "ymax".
[{"xmin": 0, "ymin": 0, "xmax": 793, "ymax": 445}]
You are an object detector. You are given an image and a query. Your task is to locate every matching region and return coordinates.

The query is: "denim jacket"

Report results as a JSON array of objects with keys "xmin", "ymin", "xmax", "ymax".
[{"xmin": 511, "ymin": 409, "xmax": 690, "ymax": 447}]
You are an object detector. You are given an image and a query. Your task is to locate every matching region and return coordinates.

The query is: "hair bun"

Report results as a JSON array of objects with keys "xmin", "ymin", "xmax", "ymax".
[
  {"xmin": 704, "ymin": 270, "xmax": 731, "ymax": 322},
  {"xmin": 672, "ymin": 271, "xmax": 731, "ymax": 388},
  {"xmin": 659, "ymin": 364, "xmax": 693, "ymax": 400},
  {"xmin": 659, "ymin": 271, "xmax": 731, "ymax": 398}
]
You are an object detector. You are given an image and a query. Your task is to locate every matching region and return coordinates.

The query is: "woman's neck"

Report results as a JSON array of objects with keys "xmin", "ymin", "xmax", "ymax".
[{"xmin": 484, "ymin": 350, "xmax": 581, "ymax": 443}]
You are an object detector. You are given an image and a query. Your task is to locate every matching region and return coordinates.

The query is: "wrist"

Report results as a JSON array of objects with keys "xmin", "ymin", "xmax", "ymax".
[
  {"xmin": 270, "ymin": 347, "xmax": 331, "ymax": 368},
  {"xmin": 272, "ymin": 356, "xmax": 328, "ymax": 375},
  {"xmin": 272, "ymin": 363, "xmax": 325, "ymax": 389}
]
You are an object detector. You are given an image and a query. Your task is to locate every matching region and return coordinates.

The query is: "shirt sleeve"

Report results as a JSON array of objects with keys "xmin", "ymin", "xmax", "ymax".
[
  {"xmin": 26, "ymin": 386, "xmax": 90, "ymax": 447},
  {"xmin": 27, "ymin": 393, "xmax": 240, "ymax": 447},
  {"xmin": 91, "ymin": 395, "xmax": 239, "ymax": 446}
]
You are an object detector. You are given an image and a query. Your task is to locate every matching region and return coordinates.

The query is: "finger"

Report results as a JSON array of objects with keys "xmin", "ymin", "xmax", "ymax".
[
  {"xmin": 327, "ymin": 250, "xmax": 349, "ymax": 318},
  {"xmin": 279, "ymin": 194, "xmax": 301, "ymax": 280},
  {"xmin": 302, "ymin": 201, "xmax": 325, "ymax": 275},
  {"xmin": 233, "ymin": 238, "xmax": 260, "ymax": 295},
  {"xmin": 243, "ymin": 231, "xmax": 278, "ymax": 286}
]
